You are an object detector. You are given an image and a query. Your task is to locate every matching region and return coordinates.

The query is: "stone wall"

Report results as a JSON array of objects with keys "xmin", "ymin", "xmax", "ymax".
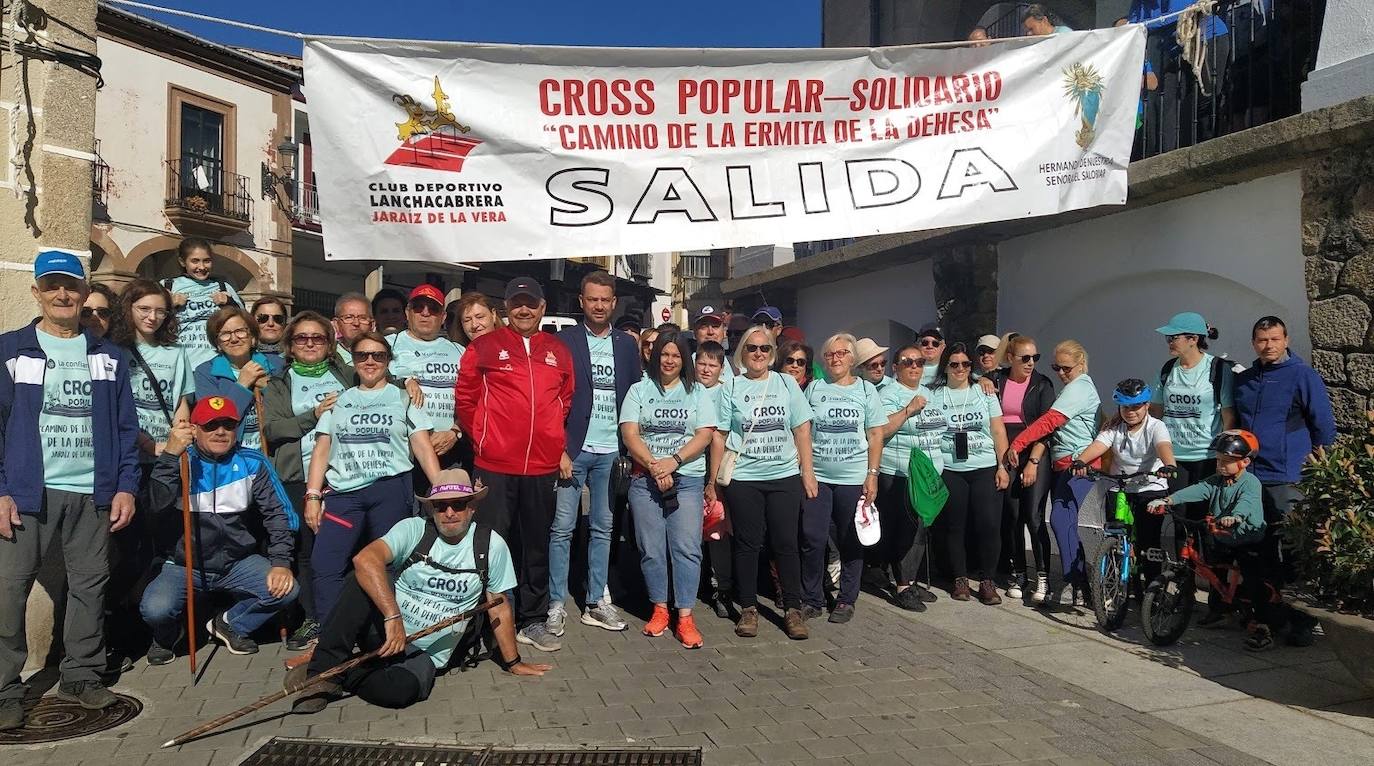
[
  {"xmin": 1303, "ymin": 142, "xmax": 1374, "ymax": 431},
  {"xmin": 932, "ymin": 243, "xmax": 998, "ymax": 346}
]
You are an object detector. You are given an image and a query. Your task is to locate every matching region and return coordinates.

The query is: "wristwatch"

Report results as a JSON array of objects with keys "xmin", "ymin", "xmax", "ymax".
[
  {"xmin": 1027, "ymin": 458, "xmax": 1041, "ymax": 465},
  {"xmin": 672, "ymin": 453, "xmax": 684, "ymax": 466},
  {"xmin": 867, "ymin": 468, "xmax": 880, "ymax": 475}
]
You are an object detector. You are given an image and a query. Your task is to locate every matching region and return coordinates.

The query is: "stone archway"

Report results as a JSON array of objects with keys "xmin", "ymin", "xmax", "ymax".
[{"xmin": 122, "ymin": 235, "xmax": 264, "ymax": 294}]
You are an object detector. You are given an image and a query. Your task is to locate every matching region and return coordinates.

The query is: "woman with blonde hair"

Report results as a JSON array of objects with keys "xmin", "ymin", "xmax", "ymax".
[{"xmin": 1006, "ymin": 340, "xmax": 1100, "ymax": 606}]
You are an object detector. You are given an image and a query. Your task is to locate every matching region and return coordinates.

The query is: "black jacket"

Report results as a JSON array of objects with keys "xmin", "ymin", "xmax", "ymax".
[
  {"xmin": 556, "ymin": 323, "xmax": 642, "ymax": 456},
  {"xmin": 991, "ymin": 368, "xmax": 1057, "ymax": 451}
]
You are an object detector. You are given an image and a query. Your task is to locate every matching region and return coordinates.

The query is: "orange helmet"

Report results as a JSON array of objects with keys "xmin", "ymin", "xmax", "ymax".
[{"xmin": 1210, "ymin": 429, "xmax": 1259, "ymax": 458}]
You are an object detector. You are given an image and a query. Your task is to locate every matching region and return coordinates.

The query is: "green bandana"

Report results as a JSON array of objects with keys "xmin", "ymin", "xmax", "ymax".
[{"xmin": 291, "ymin": 359, "xmax": 331, "ymax": 378}]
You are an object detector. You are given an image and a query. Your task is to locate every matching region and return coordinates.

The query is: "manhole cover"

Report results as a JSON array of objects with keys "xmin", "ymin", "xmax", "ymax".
[
  {"xmin": 241, "ymin": 738, "xmax": 701, "ymax": 766},
  {"xmin": 0, "ymin": 693, "xmax": 142, "ymax": 745}
]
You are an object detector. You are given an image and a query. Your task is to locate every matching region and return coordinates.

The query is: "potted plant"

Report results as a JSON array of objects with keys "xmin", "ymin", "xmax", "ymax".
[{"xmin": 1284, "ymin": 411, "xmax": 1374, "ymax": 691}]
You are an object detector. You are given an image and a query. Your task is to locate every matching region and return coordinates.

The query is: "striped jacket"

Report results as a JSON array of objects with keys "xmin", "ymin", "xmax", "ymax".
[{"xmin": 0, "ymin": 320, "xmax": 140, "ymax": 513}]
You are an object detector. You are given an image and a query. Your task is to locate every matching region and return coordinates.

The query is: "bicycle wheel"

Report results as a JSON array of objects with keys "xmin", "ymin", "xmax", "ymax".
[
  {"xmin": 1090, "ymin": 534, "xmax": 1130, "ymax": 632},
  {"xmin": 1141, "ymin": 568, "xmax": 1196, "ymax": 646}
]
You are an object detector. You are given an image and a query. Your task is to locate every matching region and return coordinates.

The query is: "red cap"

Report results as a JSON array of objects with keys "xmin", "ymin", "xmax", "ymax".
[
  {"xmin": 191, "ymin": 396, "xmax": 240, "ymax": 426},
  {"xmin": 408, "ymin": 284, "xmax": 445, "ymax": 306}
]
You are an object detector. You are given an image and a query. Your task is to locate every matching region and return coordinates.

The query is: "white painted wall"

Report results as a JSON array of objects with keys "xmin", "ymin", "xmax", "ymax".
[
  {"xmin": 998, "ymin": 171, "xmax": 1308, "ymax": 407},
  {"xmin": 797, "ymin": 257, "xmax": 938, "ymax": 351},
  {"xmin": 1303, "ymin": 0, "xmax": 1374, "ymax": 111}
]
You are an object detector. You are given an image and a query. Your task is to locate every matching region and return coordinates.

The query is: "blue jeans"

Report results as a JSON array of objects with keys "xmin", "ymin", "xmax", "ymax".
[
  {"xmin": 1050, "ymin": 471, "xmax": 1094, "ymax": 584},
  {"xmin": 628, "ymin": 475, "xmax": 704, "ymax": 609},
  {"xmin": 140, "ymin": 554, "xmax": 298, "ymax": 648},
  {"xmin": 550, "ymin": 450, "xmax": 616, "ymax": 609}
]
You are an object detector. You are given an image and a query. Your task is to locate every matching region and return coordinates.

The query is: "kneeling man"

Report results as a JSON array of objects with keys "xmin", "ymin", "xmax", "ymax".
[{"xmin": 292, "ymin": 469, "xmax": 549, "ymax": 712}]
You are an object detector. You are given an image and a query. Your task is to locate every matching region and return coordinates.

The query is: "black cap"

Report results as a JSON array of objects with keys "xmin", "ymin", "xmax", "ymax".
[
  {"xmin": 916, "ymin": 324, "xmax": 944, "ymax": 341},
  {"xmin": 615, "ymin": 313, "xmax": 643, "ymax": 332},
  {"xmin": 504, "ymin": 277, "xmax": 544, "ymax": 302}
]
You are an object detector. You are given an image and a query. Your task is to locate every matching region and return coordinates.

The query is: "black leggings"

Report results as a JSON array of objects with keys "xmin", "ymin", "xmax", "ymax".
[
  {"xmin": 877, "ymin": 473, "xmax": 927, "ymax": 585},
  {"xmin": 721, "ymin": 477, "xmax": 803, "ymax": 609},
  {"xmin": 283, "ymin": 480, "xmax": 317, "ymax": 621},
  {"xmin": 940, "ymin": 467, "xmax": 1000, "ymax": 581},
  {"xmin": 1122, "ymin": 490, "xmax": 1169, "ymax": 585},
  {"xmin": 1000, "ymin": 434, "xmax": 1053, "ymax": 576}
]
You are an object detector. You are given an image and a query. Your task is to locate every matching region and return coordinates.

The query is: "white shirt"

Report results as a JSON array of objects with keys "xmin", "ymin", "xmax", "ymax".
[{"xmin": 1093, "ymin": 415, "xmax": 1172, "ymax": 493}]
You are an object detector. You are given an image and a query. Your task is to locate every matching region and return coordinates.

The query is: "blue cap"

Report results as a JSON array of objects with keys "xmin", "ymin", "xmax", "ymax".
[
  {"xmin": 1156, "ymin": 312, "xmax": 1207, "ymax": 336},
  {"xmin": 34, "ymin": 249, "xmax": 85, "ymax": 281},
  {"xmin": 751, "ymin": 305, "xmax": 782, "ymax": 323}
]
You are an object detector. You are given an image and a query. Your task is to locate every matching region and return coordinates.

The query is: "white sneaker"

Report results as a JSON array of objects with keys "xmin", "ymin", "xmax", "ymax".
[
  {"xmin": 1006, "ymin": 573, "xmax": 1025, "ymax": 600},
  {"xmin": 546, "ymin": 603, "xmax": 567, "ymax": 637},
  {"xmin": 581, "ymin": 599, "xmax": 628, "ymax": 631},
  {"xmin": 1030, "ymin": 574, "xmax": 1050, "ymax": 605}
]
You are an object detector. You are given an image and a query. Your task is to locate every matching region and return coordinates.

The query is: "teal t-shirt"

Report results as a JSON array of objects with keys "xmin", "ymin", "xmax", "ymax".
[
  {"xmin": 130, "ymin": 342, "xmax": 192, "ymax": 460},
  {"xmin": 920, "ymin": 363, "xmax": 939, "ymax": 386},
  {"xmin": 382, "ymin": 518, "xmax": 517, "ymax": 668},
  {"xmin": 619, "ymin": 378, "xmax": 717, "ymax": 478},
  {"xmin": 36, "ymin": 330, "xmax": 95, "ymax": 493},
  {"xmin": 315, "ymin": 385, "xmax": 434, "ymax": 492},
  {"xmin": 879, "ymin": 381, "xmax": 945, "ymax": 476},
  {"xmin": 806, "ymin": 379, "xmax": 886, "ymax": 485},
  {"xmin": 1151, "ymin": 354, "xmax": 1235, "ymax": 461},
  {"xmin": 169, "ymin": 275, "xmax": 242, "ymax": 370},
  {"xmin": 290, "ymin": 371, "xmax": 348, "ymax": 478},
  {"xmin": 932, "ymin": 385, "xmax": 1003, "ymax": 471},
  {"xmin": 584, "ymin": 330, "xmax": 619, "ymax": 452},
  {"xmin": 716, "ymin": 371, "xmax": 813, "ymax": 482},
  {"xmin": 1051, "ymin": 374, "xmax": 1101, "ymax": 462},
  {"xmin": 386, "ymin": 332, "xmax": 464, "ymax": 430}
]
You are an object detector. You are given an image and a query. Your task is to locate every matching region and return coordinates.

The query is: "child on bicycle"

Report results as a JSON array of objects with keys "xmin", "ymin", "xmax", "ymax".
[
  {"xmin": 1072, "ymin": 379, "xmax": 1177, "ymax": 588},
  {"xmin": 1147, "ymin": 429, "xmax": 1287, "ymax": 651}
]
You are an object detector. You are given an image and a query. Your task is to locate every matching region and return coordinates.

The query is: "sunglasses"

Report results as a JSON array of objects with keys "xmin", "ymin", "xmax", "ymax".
[
  {"xmin": 431, "ymin": 500, "xmax": 473, "ymax": 514},
  {"xmin": 863, "ymin": 359, "xmax": 886, "ymax": 369},
  {"xmin": 782, "ymin": 356, "xmax": 807, "ymax": 366},
  {"xmin": 919, "ymin": 339, "xmax": 942, "ymax": 348},
  {"xmin": 199, "ymin": 418, "xmax": 237, "ymax": 433},
  {"xmin": 353, "ymin": 350, "xmax": 391, "ymax": 363},
  {"xmin": 758, "ymin": 320, "xmax": 779, "ymax": 329},
  {"xmin": 255, "ymin": 313, "xmax": 286, "ymax": 325},
  {"xmin": 745, "ymin": 343, "xmax": 773, "ymax": 353},
  {"xmin": 896, "ymin": 357, "xmax": 923, "ymax": 367},
  {"xmin": 976, "ymin": 346, "xmax": 996, "ymax": 356},
  {"xmin": 641, "ymin": 340, "xmax": 655, "ymax": 348},
  {"xmin": 1016, "ymin": 353, "xmax": 1041, "ymax": 363},
  {"xmin": 1050, "ymin": 364, "xmax": 1075, "ymax": 373},
  {"xmin": 81, "ymin": 307, "xmax": 112, "ymax": 320},
  {"xmin": 408, "ymin": 300, "xmax": 443, "ymax": 316},
  {"xmin": 947, "ymin": 360, "xmax": 973, "ymax": 370},
  {"xmin": 291, "ymin": 333, "xmax": 328, "ymax": 347},
  {"xmin": 1166, "ymin": 334, "xmax": 1195, "ymax": 343}
]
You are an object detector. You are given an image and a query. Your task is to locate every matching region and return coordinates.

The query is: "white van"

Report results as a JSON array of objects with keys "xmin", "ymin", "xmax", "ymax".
[{"xmin": 540, "ymin": 315, "xmax": 579, "ymax": 334}]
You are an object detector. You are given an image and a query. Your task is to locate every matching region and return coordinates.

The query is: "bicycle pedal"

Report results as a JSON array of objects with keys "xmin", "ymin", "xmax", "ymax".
[{"xmin": 1143, "ymin": 549, "xmax": 1166, "ymax": 563}]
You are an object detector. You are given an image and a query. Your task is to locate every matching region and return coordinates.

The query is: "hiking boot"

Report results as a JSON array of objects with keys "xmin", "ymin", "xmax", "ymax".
[
  {"xmin": 286, "ymin": 619, "xmax": 321, "ymax": 651},
  {"xmin": 0, "ymin": 698, "xmax": 24, "ymax": 731},
  {"xmin": 784, "ymin": 608, "xmax": 809, "ymax": 640},
  {"xmin": 1029, "ymin": 573, "xmax": 1050, "ymax": 605},
  {"xmin": 801, "ymin": 604, "xmax": 823, "ymax": 620},
  {"xmin": 146, "ymin": 643, "xmax": 175, "ymax": 667},
  {"xmin": 581, "ymin": 600, "xmax": 628, "ymax": 632},
  {"xmin": 978, "ymin": 579, "xmax": 1003, "ymax": 606},
  {"xmin": 1006, "ymin": 572, "xmax": 1025, "ymax": 600},
  {"xmin": 1244, "ymin": 624, "xmax": 1275, "ymax": 652},
  {"xmin": 643, "ymin": 604, "xmax": 671, "ymax": 637},
  {"xmin": 290, "ymin": 674, "xmax": 342, "ymax": 715},
  {"xmin": 710, "ymin": 592, "xmax": 732, "ymax": 620},
  {"xmin": 546, "ymin": 603, "xmax": 568, "ymax": 637},
  {"xmin": 735, "ymin": 606, "xmax": 759, "ymax": 638},
  {"xmin": 207, "ymin": 614, "xmax": 258, "ymax": 655},
  {"xmin": 894, "ymin": 588, "xmax": 927, "ymax": 612},
  {"xmin": 951, "ymin": 577, "xmax": 972, "ymax": 602},
  {"xmin": 828, "ymin": 603, "xmax": 855, "ymax": 624},
  {"xmin": 56, "ymin": 680, "xmax": 117, "ymax": 710},
  {"xmin": 517, "ymin": 623, "xmax": 562, "ymax": 652},
  {"xmin": 674, "ymin": 614, "xmax": 704, "ymax": 649}
]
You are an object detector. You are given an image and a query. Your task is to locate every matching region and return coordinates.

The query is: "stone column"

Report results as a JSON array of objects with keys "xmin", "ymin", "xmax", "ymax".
[{"xmin": 932, "ymin": 243, "xmax": 998, "ymax": 345}]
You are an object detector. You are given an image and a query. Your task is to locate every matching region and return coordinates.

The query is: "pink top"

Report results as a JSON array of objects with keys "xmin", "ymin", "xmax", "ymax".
[{"xmin": 1001, "ymin": 376, "xmax": 1029, "ymax": 425}]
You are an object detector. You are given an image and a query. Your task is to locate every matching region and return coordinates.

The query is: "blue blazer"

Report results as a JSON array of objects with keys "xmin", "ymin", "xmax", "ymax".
[{"xmin": 556, "ymin": 323, "xmax": 642, "ymax": 456}]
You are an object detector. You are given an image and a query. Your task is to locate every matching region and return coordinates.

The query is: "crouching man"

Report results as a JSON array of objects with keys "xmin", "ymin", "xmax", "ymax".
[
  {"xmin": 291, "ymin": 469, "xmax": 550, "ymax": 713},
  {"xmin": 140, "ymin": 396, "xmax": 299, "ymax": 663}
]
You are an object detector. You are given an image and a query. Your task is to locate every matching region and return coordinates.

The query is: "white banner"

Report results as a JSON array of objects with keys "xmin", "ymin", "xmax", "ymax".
[{"xmin": 303, "ymin": 27, "xmax": 1145, "ymax": 263}]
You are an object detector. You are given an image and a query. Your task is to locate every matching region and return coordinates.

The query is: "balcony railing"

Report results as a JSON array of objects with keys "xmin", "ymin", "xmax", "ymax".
[
  {"xmin": 164, "ymin": 158, "xmax": 252, "ymax": 234},
  {"xmin": 295, "ymin": 181, "xmax": 322, "ymax": 230},
  {"xmin": 91, "ymin": 139, "xmax": 110, "ymax": 222}
]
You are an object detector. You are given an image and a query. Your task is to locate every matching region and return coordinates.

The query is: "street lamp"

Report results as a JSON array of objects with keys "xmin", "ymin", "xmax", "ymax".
[{"xmin": 261, "ymin": 137, "xmax": 298, "ymax": 216}]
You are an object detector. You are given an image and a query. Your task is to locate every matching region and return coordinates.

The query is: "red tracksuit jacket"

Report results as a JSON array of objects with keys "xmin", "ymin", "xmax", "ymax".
[{"xmin": 455, "ymin": 325, "xmax": 574, "ymax": 475}]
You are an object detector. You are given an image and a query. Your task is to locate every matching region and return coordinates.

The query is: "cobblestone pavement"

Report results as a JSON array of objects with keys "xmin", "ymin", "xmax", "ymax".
[{"xmin": 4, "ymin": 591, "xmax": 1266, "ymax": 766}]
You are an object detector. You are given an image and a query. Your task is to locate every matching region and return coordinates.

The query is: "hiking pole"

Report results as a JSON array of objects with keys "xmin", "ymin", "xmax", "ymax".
[
  {"xmin": 160, "ymin": 595, "xmax": 505, "ymax": 748},
  {"xmin": 179, "ymin": 451, "xmax": 197, "ymax": 674}
]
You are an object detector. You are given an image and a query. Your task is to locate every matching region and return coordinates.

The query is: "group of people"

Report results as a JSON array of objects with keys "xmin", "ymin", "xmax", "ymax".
[{"xmin": 0, "ymin": 242, "xmax": 1335, "ymax": 727}]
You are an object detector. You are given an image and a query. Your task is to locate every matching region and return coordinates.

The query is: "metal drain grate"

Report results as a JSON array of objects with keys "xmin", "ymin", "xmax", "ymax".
[
  {"xmin": 0, "ymin": 693, "xmax": 142, "ymax": 745},
  {"xmin": 240, "ymin": 738, "xmax": 702, "ymax": 766}
]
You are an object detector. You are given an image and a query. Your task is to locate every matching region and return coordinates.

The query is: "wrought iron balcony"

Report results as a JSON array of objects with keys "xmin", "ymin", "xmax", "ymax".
[{"xmin": 164, "ymin": 158, "xmax": 252, "ymax": 237}]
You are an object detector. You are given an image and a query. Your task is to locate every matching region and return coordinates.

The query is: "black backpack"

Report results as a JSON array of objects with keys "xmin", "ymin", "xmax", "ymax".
[
  {"xmin": 1159, "ymin": 356, "xmax": 1225, "ymax": 407},
  {"xmin": 163, "ymin": 277, "xmax": 242, "ymax": 309},
  {"xmin": 394, "ymin": 520, "xmax": 494, "ymax": 672}
]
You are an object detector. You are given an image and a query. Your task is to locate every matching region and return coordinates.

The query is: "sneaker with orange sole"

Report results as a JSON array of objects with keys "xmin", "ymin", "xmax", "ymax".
[
  {"xmin": 643, "ymin": 604, "xmax": 670, "ymax": 637},
  {"xmin": 675, "ymin": 614, "xmax": 704, "ymax": 649}
]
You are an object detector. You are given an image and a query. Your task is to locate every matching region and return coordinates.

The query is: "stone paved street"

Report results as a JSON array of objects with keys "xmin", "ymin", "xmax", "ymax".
[{"xmin": 12, "ymin": 583, "xmax": 1361, "ymax": 766}]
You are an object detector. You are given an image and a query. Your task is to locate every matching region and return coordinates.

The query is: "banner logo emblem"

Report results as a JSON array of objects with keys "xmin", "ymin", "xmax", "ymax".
[
  {"xmin": 1062, "ymin": 62, "xmax": 1105, "ymax": 149},
  {"xmin": 385, "ymin": 76, "xmax": 483, "ymax": 172}
]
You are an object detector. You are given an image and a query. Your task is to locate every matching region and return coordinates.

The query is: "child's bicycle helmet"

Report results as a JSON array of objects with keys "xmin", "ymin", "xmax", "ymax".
[
  {"xmin": 1209, "ymin": 429, "xmax": 1259, "ymax": 458},
  {"xmin": 1112, "ymin": 378, "xmax": 1152, "ymax": 405}
]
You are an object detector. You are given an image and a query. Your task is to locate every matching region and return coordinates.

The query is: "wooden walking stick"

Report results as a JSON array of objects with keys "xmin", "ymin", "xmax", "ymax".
[
  {"xmin": 161, "ymin": 595, "xmax": 505, "ymax": 748},
  {"xmin": 179, "ymin": 451, "xmax": 197, "ymax": 674},
  {"xmin": 254, "ymin": 388, "xmax": 272, "ymax": 457}
]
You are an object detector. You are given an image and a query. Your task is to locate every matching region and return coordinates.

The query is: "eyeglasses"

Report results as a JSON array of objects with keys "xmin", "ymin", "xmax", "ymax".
[
  {"xmin": 134, "ymin": 305, "xmax": 169, "ymax": 319},
  {"xmin": 863, "ymin": 359, "xmax": 886, "ymax": 370},
  {"xmin": 947, "ymin": 360, "xmax": 973, "ymax": 370},
  {"xmin": 336, "ymin": 314, "xmax": 370, "ymax": 324},
  {"xmin": 255, "ymin": 313, "xmax": 286, "ymax": 325},
  {"xmin": 782, "ymin": 356, "xmax": 807, "ymax": 366},
  {"xmin": 745, "ymin": 344, "xmax": 773, "ymax": 353},
  {"xmin": 1166, "ymin": 334, "xmax": 1194, "ymax": 343},
  {"xmin": 216, "ymin": 327, "xmax": 252, "ymax": 342},
  {"xmin": 81, "ymin": 307, "xmax": 111, "ymax": 320},
  {"xmin": 1016, "ymin": 353, "xmax": 1041, "ymax": 363},
  {"xmin": 976, "ymin": 346, "xmax": 996, "ymax": 356},
  {"xmin": 291, "ymin": 333, "xmax": 328, "ymax": 347},
  {"xmin": 822, "ymin": 349, "xmax": 852, "ymax": 360},
  {"xmin": 409, "ymin": 300, "xmax": 443, "ymax": 316},
  {"xmin": 896, "ymin": 357, "xmax": 923, "ymax": 367},
  {"xmin": 641, "ymin": 340, "xmax": 655, "ymax": 348},
  {"xmin": 353, "ymin": 350, "xmax": 391, "ymax": 363},
  {"xmin": 199, "ymin": 418, "xmax": 237, "ymax": 433},
  {"xmin": 919, "ymin": 339, "xmax": 942, "ymax": 348},
  {"xmin": 1050, "ymin": 364, "xmax": 1076, "ymax": 373}
]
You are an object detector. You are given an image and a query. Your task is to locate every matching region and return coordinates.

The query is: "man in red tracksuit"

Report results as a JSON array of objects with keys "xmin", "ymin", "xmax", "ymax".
[{"xmin": 455, "ymin": 277, "xmax": 574, "ymax": 652}]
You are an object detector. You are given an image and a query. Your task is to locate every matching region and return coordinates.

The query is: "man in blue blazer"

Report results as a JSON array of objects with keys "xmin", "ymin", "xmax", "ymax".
[{"xmin": 549, "ymin": 271, "xmax": 642, "ymax": 638}]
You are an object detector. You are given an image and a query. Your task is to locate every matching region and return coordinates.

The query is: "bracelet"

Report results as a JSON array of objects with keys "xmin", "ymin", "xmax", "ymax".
[
  {"xmin": 383, "ymin": 613, "xmax": 403, "ymax": 622},
  {"xmin": 867, "ymin": 468, "xmax": 879, "ymax": 475},
  {"xmin": 1027, "ymin": 458, "xmax": 1041, "ymax": 465},
  {"xmin": 672, "ymin": 453, "xmax": 684, "ymax": 466},
  {"xmin": 496, "ymin": 652, "xmax": 522, "ymax": 671},
  {"xmin": 305, "ymin": 489, "xmax": 323, "ymax": 501}
]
